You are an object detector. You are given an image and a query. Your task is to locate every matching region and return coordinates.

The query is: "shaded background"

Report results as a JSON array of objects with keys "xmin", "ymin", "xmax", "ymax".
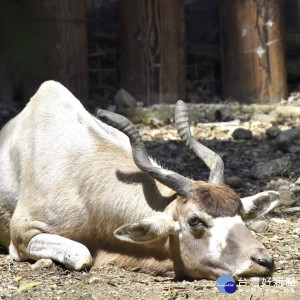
[{"xmin": 0, "ymin": 0, "xmax": 299, "ymax": 117}]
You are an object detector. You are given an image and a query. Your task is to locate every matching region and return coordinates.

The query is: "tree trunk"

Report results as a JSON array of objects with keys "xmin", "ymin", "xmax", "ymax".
[
  {"xmin": 23, "ymin": 0, "xmax": 89, "ymax": 102},
  {"xmin": 220, "ymin": 0, "xmax": 287, "ymax": 103},
  {"xmin": 120, "ymin": 0, "xmax": 186, "ymax": 105}
]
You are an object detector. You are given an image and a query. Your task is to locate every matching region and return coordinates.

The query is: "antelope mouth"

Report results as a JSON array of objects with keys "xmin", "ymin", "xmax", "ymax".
[{"xmin": 233, "ymin": 260, "xmax": 276, "ymax": 280}]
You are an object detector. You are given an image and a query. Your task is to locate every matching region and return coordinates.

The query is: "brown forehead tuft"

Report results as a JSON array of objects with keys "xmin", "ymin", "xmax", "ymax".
[{"xmin": 188, "ymin": 182, "xmax": 244, "ymax": 217}]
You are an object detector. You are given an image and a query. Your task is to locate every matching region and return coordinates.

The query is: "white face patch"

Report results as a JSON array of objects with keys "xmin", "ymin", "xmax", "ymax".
[
  {"xmin": 208, "ymin": 216, "xmax": 244, "ymax": 260},
  {"xmin": 232, "ymin": 260, "xmax": 253, "ymax": 278}
]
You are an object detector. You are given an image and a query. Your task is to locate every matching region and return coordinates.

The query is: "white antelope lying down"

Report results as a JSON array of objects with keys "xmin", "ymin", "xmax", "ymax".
[{"xmin": 0, "ymin": 81, "xmax": 279, "ymax": 280}]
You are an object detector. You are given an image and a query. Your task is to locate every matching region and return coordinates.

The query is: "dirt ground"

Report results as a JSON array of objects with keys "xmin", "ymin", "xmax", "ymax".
[{"xmin": 0, "ymin": 109, "xmax": 300, "ymax": 299}]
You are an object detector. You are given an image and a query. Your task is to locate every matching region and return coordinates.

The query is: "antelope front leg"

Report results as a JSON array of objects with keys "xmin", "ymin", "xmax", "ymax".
[{"xmin": 9, "ymin": 234, "xmax": 93, "ymax": 270}]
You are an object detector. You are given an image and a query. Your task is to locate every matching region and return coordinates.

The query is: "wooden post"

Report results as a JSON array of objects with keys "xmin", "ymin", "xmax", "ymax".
[
  {"xmin": 120, "ymin": 0, "xmax": 186, "ymax": 105},
  {"xmin": 220, "ymin": 0, "xmax": 287, "ymax": 103},
  {"xmin": 23, "ymin": 0, "xmax": 89, "ymax": 102}
]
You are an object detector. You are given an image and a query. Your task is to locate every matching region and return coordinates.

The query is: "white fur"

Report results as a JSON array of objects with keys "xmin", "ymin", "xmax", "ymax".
[
  {"xmin": 241, "ymin": 191, "xmax": 280, "ymax": 217},
  {"xmin": 25, "ymin": 234, "xmax": 93, "ymax": 270},
  {"xmin": 142, "ymin": 214, "xmax": 180, "ymax": 235},
  {"xmin": 114, "ymin": 213, "xmax": 180, "ymax": 243},
  {"xmin": 9, "ymin": 243, "xmax": 22, "ymax": 261},
  {"xmin": 232, "ymin": 260, "xmax": 252, "ymax": 277},
  {"xmin": 92, "ymin": 116, "xmax": 132, "ymax": 153},
  {"xmin": 208, "ymin": 216, "xmax": 244, "ymax": 259}
]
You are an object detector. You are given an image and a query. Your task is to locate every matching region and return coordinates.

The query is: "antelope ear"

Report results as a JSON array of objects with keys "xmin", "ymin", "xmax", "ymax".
[
  {"xmin": 114, "ymin": 214, "xmax": 180, "ymax": 243},
  {"xmin": 241, "ymin": 191, "xmax": 280, "ymax": 220}
]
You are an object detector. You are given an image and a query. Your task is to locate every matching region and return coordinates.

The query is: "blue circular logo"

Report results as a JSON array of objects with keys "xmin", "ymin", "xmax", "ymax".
[{"xmin": 216, "ymin": 275, "xmax": 237, "ymax": 294}]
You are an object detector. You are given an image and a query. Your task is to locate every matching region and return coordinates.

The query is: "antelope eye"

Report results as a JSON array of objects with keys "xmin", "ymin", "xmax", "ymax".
[{"xmin": 188, "ymin": 216, "xmax": 202, "ymax": 227}]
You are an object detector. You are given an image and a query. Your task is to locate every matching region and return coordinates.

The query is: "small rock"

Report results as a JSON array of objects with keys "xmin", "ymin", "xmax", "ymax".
[
  {"xmin": 250, "ymin": 157, "xmax": 292, "ymax": 180},
  {"xmin": 114, "ymin": 89, "xmax": 137, "ymax": 109},
  {"xmin": 270, "ymin": 235, "xmax": 279, "ymax": 241},
  {"xmin": 274, "ymin": 105, "xmax": 300, "ymax": 118},
  {"xmin": 225, "ymin": 176, "xmax": 243, "ymax": 188},
  {"xmin": 237, "ymin": 113, "xmax": 251, "ymax": 122},
  {"xmin": 270, "ymin": 218, "xmax": 287, "ymax": 224},
  {"xmin": 31, "ymin": 258, "xmax": 53, "ymax": 270},
  {"xmin": 270, "ymin": 234, "xmax": 284, "ymax": 241},
  {"xmin": 205, "ymin": 107, "xmax": 221, "ymax": 122},
  {"xmin": 275, "ymin": 126, "xmax": 300, "ymax": 153},
  {"xmin": 245, "ymin": 182, "xmax": 254, "ymax": 189},
  {"xmin": 292, "ymin": 227, "xmax": 300, "ymax": 236},
  {"xmin": 242, "ymin": 168, "xmax": 250, "ymax": 175},
  {"xmin": 57, "ymin": 290, "xmax": 65, "ymax": 295},
  {"xmin": 249, "ymin": 220, "xmax": 269, "ymax": 233},
  {"xmin": 277, "ymin": 178, "xmax": 289, "ymax": 186},
  {"xmin": 151, "ymin": 117, "xmax": 165, "ymax": 126},
  {"xmin": 294, "ymin": 178, "xmax": 300, "ymax": 186},
  {"xmin": 266, "ymin": 126, "xmax": 281, "ymax": 139},
  {"xmin": 288, "ymin": 145, "xmax": 300, "ymax": 153},
  {"xmin": 278, "ymin": 191, "xmax": 296, "ymax": 207},
  {"xmin": 287, "ymin": 95, "xmax": 297, "ymax": 103},
  {"xmin": 7, "ymin": 285, "xmax": 18, "ymax": 290},
  {"xmin": 281, "ymin": 207, "xmax": 300, "ymax": 213},
  {"xmin": 232, "ymin": 128, "xmax": 253, "ymax": 140},
  {"xmin": 89, "ymin": 277, "xmax": 100, "ymax": 284},
  {"xmin": 107, "ymin": 105, "xmax": 116, "ymax": 112},
  {"xmin": 252, "ymin": 113, "xmax": 276, "ymax": 123}
]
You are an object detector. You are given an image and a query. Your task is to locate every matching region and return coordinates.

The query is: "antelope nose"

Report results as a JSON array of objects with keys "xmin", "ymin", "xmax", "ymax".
[{"xmin": 251, "ymin": 255, "xmax": 275, "ymax": 270}]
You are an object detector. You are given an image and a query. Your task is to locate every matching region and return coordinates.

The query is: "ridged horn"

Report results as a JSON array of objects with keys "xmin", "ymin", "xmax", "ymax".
[
  {"xmin": 96, "ymin": 109, "xmax": 196, "ymax": 197},
  {"xmin": 175, "ymin": 100, "xmax": 224, "ymax": 184}
]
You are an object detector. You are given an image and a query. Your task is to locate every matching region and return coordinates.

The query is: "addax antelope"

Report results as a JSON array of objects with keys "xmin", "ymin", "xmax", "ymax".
[{"xmin": 0, "ymin": 81, "xmax": 279, "ymax": 279}]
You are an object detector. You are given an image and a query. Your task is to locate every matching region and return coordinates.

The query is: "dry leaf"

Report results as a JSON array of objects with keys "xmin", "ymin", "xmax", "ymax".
[
  {"xmin": 13, "ymin": 275, "xmax": 23, "ymax": 282},
  {"xmin": 17, "ymin": 281, "xmax": 42, "ymax": 293}
]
